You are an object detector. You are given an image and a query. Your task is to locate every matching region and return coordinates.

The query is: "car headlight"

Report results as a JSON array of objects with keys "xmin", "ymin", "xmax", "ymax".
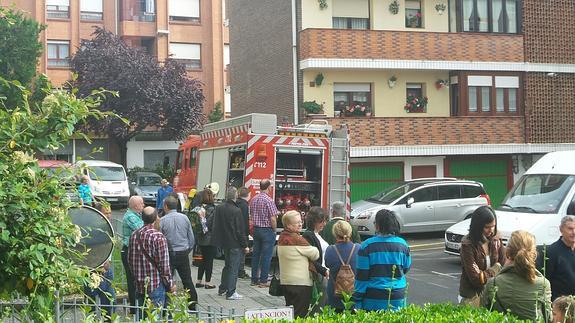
[{"xmin": 357, "ymin": 211, "xmax": 376, "ymax": 220}]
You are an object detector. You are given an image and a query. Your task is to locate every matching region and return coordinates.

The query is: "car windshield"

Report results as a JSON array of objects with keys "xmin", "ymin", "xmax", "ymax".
[
  {"xmin": 89, "ymin": 166, "xmax": 126, "ymax": 181},
  {"xmin": 139, "ymin": 176, "xmax": 161, "ymax": 186},
  {"xmin": 498, "ymin": 174, "xmax": 575, "ymax": 214},
  {"xmin": 367, "ymin": 182, "xmax": 426, "ymax": 204}
]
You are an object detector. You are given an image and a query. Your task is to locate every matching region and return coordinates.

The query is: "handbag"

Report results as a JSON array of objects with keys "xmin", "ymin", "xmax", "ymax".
[{"xmin": 269, "ymin": 264, "xmax": 283, "ymax": 296}]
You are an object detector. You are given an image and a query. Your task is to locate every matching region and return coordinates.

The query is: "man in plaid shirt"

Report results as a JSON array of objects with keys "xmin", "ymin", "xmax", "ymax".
[
  {"xmin": 249, "ymin": 179, "xmax": 280, "ymax": 287},
  {"xmin": 128, "ymin": 207, "xmax": 176, "ymax": 309}
]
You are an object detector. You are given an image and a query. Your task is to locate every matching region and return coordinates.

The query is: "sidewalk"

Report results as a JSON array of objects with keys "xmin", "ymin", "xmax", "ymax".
[{"xmin": 175, "ymin": 258, "xmax": 286, "ymax": 315}]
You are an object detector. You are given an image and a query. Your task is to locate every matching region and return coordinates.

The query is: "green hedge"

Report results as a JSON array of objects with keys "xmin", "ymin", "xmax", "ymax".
[{"xmin": 254, "ymin": 304, "xmax": 528, "ymax": 323}]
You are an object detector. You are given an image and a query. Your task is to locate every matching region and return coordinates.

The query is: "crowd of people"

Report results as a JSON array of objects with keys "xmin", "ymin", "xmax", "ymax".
[{"xmin": 84, "ymin": 177, "xmax": 575, "ymax": 322}]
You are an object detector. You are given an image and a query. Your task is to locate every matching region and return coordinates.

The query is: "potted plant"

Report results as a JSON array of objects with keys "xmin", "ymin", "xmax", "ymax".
[
  {"xmin": 389, "ymin": 0, "xmax": 399, "ymax": 14},
  {"xmin": 315, "ymin": 73, "xmax": 324, "ymax": 86},
  {"xmin": 318, "ymin": 0, "xmax": 327, "ymax": 9},
  {"xmin": 365, "ymin": 107, "xmax": 372, "ymax": 117},
  {"xmin": 435, "ymin": 79, "xmax": 448, "ymax": 89},
  {"xmin": 388, "ymin": 75, "xmax": 398, "ymax": 88},
  {"xmin": 435, "ymin": 3, "xmax": 446, "ymax": 15},
  {"xmin": 404, "ymin": 95, "xmax": 428, "ymax": 113},
  {"xmin": 302, "ymin": 101, "xmax": 323, "ymax": 115},
  {"xmin": 344, "ymin": 104, "xmax": 369, "ymax": 116},
  {"xmin": 407, "ymin": 12, "xmax": 422, "ymax": 28}
]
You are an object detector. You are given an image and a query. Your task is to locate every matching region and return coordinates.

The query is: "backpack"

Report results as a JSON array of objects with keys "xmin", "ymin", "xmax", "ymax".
[
  {"xmin": 188, "ymin": 206, "xmax": 203, "ymax": 237},
  {"xmin": 334, "ymin": 244, "xmax": 356, "ymax": 296}
]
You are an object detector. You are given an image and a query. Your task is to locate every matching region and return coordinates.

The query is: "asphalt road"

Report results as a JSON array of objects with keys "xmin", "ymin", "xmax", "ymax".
[{"xmin": 111, "ymin": 209, "xmax": 462, "ymax": 306}]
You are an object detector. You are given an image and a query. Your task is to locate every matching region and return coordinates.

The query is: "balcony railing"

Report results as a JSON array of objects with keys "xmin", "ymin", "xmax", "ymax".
[{"xmin": 47, "ymin": 5, "xmax": 69, "ymax": 19}]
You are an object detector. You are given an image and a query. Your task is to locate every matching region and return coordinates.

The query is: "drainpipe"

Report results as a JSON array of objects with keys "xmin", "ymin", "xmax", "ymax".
[
  {"xmin": 291, "ymin": 0, "xmax": 299, "ymax": 125},
  {"xmin": 115, "ymin": 0, "xmax": 119, "ymax": 34}
]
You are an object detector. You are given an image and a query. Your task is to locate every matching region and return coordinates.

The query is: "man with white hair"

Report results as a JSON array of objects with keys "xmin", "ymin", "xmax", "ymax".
[
  {"xmin": 320, "ymin": 201, "xmax": 361, "ymax": 245},
  {"xmin": 540, "ymin": 215, "xmax": 575, "ymax": 300},
  {"xmin": 121, "ymin": 196, "xmax": 145, "ymax": 312},
  {"xmin": 211, "ymin": 186, "xmax": 249, "ymax": 300}
]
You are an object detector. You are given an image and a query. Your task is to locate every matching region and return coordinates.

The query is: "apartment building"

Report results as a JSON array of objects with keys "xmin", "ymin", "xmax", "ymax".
[
  {"xmin": 6, "ymin": 0, "xmax": 230, "ymax": 168},
  {"xmin": 229, "ymin": 0, "xmax": 575, "ymax": 206}
]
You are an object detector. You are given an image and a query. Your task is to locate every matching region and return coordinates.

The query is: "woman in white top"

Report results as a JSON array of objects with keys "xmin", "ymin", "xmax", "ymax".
[{"xmin": 302, "ymin": 207, "xmax": 330, "ymax": 311}]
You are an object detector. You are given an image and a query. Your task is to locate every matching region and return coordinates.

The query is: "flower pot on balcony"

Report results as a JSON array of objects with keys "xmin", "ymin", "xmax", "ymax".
[{"xmin": 365, "ymin": 112, "xmax": 372, "ymax": 117}]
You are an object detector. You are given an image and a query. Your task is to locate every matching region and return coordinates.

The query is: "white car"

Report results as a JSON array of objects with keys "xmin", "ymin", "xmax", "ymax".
[
  {"xmin": 350, "ymin": 178, "xmax": 490, "ymax": 236},
  {"xmin": 445, "ymin": 151, "xmax": 575, "ymax": 256}
]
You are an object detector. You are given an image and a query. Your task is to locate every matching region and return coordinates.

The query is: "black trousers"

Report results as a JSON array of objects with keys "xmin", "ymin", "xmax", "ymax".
[
  {"xmin": 197, "ymin": 245, "xmax": 217, "ymax": 282},
  {"xmin": 121, "ymin": 246, "xmax": 137, "ymax": 314},
  {"xmin": 283, "ymin": 285, "xmax": 312, "ymax": 318},
  {"xmin": 170, "ymin": 250, "xmax": 198, "ymax": 310}
]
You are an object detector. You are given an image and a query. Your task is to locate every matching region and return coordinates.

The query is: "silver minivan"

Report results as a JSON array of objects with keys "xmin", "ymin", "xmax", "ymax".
[{"xmin": 350, "ymin": 178, "xmax": 490, "ymax": 236}]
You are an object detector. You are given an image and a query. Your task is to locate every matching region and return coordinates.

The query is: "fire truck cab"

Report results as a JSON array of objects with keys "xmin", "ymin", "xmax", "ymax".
[{"xmin": 174, "ymin": 113, "xmax": 350, "ymax": 217}]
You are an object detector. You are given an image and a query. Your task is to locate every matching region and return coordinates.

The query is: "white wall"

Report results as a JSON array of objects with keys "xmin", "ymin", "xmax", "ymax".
[{"xmin": 126, "ymin": 140, "xmax": 181, "ymax": 169}]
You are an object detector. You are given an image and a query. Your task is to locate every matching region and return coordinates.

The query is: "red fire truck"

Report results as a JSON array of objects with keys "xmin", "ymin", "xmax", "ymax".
[{"xmin": 173, "ymin": 113, "xmax": 350, "ymax": 217}]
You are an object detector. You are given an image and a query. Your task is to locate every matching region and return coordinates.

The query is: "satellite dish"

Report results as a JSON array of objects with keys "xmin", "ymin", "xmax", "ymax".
[{"xmin": 68, "ymin": 206, "xmax": 114, "ymax": 268}]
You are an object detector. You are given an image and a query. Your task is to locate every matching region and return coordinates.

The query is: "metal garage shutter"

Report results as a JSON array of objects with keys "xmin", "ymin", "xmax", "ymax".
[
  {"xmin": 350, "ymin": 163, "xmax": 404, "ymax": 202},
  {"xmin": 447, "ymin": 158, "xmax": 510, "ymax": 207}
]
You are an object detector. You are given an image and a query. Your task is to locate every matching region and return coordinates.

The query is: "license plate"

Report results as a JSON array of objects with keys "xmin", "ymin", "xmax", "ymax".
[
  {"xmin": 107, "ymin": 198, "xmax": 118, "ymax": 202},
  {"xmin": 446, "ymin": 241, "xmax": 460, "ymax": 250}
]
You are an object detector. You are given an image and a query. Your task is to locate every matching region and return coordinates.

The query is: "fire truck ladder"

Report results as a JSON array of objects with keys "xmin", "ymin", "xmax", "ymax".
[{"xmin": 328, "ymin": 136, "xmax": 349, "ymax": 215}]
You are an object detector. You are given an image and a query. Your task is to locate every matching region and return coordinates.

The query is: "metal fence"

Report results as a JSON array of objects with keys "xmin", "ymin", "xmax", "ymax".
[{"xmin": 1, "ymin": 291, "xmax": 243, "ymax": 323}]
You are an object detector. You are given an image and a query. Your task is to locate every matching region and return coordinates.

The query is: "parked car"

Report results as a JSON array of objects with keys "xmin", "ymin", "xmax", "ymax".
[
  {"xmin": 445, "ymin": 151, "xmax": 575, "ymax": 256},
  {"xmin": 76, "ymin": 160, "xmax": 130, "ymax": 208},
  {"xmin": 129, "ymin": 171, "xmax": 162, "ymax": 205},
  {"xmin": 38, "ymin": 159, "xmax": 81, "ymax": 203},
  {"xmin": 350, "ymin": 178, "xmax": 490, "ymax": 236}
]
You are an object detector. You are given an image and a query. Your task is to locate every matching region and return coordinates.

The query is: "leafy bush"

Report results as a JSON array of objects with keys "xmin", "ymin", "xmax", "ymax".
[
  {"xmin": 256, "ymin": 303, "xmax": 528, "ymax": 323},
  {"xmin": 0, "ymin": 77, "xmax": 110, "ymax": 320},
  {"xmin": 302, "ymin": 101, "xmax": 322, "ymax": 114}
]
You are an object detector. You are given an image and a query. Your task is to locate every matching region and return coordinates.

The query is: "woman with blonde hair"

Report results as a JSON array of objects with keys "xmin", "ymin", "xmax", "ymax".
[
  {"xmin": 481, "ymin": 230, "xmax": 551, "ymax": 321},
  {"xmin": 324, "ymin": 220, "xmax": 360, "ymax": 311},
  {"xmin": 277, "ymin": 210, "xmax": 319, "ymax": 318}
]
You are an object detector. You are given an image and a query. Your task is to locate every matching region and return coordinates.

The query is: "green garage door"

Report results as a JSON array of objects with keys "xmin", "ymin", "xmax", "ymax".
[
  {"xmin": 447, "ymin": 158, "xmax": 510, "ymax": 207},
  {"xmin": 350, "ymin": 163, "xmax": 403, "ymax": 202}
]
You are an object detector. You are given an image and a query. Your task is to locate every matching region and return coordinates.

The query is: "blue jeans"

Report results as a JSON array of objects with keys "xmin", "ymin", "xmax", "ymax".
[
  {"xmin": 84, "ymin": 267, "xmax": 115, "ymax": 315},
  {"xmin": 219, "ymin": 248, "xmax": 242, "ymax": 297},
  {"xmin": 251, "ymin": 227, "xmax": 276, "ymax": 284},
  {"xmin": 136, "ymin": 283, "xmax": 166, "ymax": 309}
]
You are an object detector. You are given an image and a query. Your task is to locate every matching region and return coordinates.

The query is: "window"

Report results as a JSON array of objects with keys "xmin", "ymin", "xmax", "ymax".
[
  {"xmin": 47, "ymin": 0, "xmax": 69, "ymax": 19},
  {"xmin": 332, "ymin": 0, "xmax": 369, "ymax": 29},
  {"xmin": 406, "ymin": 83, "xmax": 423, "ymax": 98},
  {"xmin": 450, "ymin": 0, "xmax": 521, "ymax": 33},
  {"xmin": 405, "ymin": 0, "xmax": 422, "ymax": 28},
  {"xmin": 462, "ymin": 185, "xmax": 486, "ymax": 198},
  {"xmin": 169, "ymin": 0, "xmax": 200, "ymax": 22},
  {"xmin": 47, "ymin": 41, "xmax": 70, "ymax": 67},
  {"xmin": 438, "ymin": 185, "xmax": 462, "ymax": 200},
  {"xmin": 169, "ymin": 43, "xmax": 201, "ymax": 70},
  {"xmin": 223, "ymin": 44, "xmax": 230, "ymax": 68},
  {"xmin": 410, "ymin": 187, "xmax": 436, "ymax": 203},
  {"xmin": 81, "ymin": 0, "xmax": 103, "ymax": 20},
  {"xmin": 190, "ymin": 148, "xmax": 197, "ymax": 168},
  {"xmin": 333, "ymin": 83, "xmax": 371, "ymax": 117},
  {"xmin": 451, "ymin": 73, "xmax": 521, "ymax": 115}
]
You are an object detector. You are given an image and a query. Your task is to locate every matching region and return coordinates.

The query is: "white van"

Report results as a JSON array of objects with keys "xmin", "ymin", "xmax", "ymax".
[
  {"xmin": 445, "ymin": 151, "xmax": 575, "ymax": 255},
  {"xmin": 76, "ymin": 160, "xmax": 130, "ymax": 208}
]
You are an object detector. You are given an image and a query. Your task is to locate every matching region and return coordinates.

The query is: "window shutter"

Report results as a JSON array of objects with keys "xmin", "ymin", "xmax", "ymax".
[
  {"xmin": 169, "ymin": 0, "xmax": 200, "ymax": 18},
  {"xmin": 169, "ymin": 43, "xmax": 201, "ymax": 60},
  {"xmin": 80, "ymin": 0, "xmax": 103, "ymax": 12}
]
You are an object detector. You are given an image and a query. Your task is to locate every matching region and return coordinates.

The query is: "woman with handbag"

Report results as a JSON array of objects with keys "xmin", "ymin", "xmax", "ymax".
[
  {"xmin": 277, "ymin": 210, "xmax": 320, "ymax": 318},
  {"xmin": 459, "ymin": 206, "xmax": 506, "ymax": 306},
  {"xmin": 481, "ymin": 230, "xmax": 551, "ymax": 321},
  {"xmin": 194, "ymin": 188, "xmax": 217, "ymax": 289},
  {"xmin": 302, "ymin": 207, "xmax": 330, "ymax": 311},
  {"xmin": 324, "ymin": 220, "xmax": 360, "ymax": 312}
]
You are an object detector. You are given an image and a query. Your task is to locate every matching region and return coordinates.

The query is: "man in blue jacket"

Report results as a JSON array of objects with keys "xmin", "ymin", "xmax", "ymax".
[{"xmin": 156, "ymin": 179, "xmax": 173, "ymax": 216}]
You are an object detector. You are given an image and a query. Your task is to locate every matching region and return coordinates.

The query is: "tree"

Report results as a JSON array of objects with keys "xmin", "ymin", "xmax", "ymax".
[
  {"xmin": 70, "ymin": 27, "xmax": 205, "ymax": 166},
  {"xmin": 0, "ymin": 7, "xmax": 46, "ymax": 108},
  {"xmin": 208, "ymin": 101, "xmax": 224, "ymax": 123}
]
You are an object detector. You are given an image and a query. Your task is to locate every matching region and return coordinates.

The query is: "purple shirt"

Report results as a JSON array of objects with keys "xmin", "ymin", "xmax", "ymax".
[{"xmin": 249, "ymin": 191, "xmax": 279, "ymax": 228}]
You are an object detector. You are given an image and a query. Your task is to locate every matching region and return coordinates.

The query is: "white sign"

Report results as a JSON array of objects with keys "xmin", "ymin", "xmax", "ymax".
[{"xmin": 245, "ymin": 307, "xmax": 294, "ymax": 321}]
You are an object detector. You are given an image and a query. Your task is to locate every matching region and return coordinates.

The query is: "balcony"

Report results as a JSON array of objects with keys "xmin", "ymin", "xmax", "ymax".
[
  {"xmin": 320, "ymin": 116, "xmax": 525, "ymax": 147},
  {"xmin": 299, "ymin": 28, "xmax": 524, "ymax": 64}
]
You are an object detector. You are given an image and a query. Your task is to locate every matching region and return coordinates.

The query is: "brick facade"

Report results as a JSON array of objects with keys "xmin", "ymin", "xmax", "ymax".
[
  {"xmin": 322, "ymin": 117, "xmax": 525, "ymax": 147},
  {"xmin": 523, "ymin": 0, "xmax": 575, "ymax": 64},
  {"xmin": 229, "ymin": 0, "xmax": 295, "ymax": 120},
  {"xmin": 525, "ymin": 73, "xmax": 575, "ymax": 143},
  {"xmin": 299, "ymin": 29, "xmax": 524, "ymax": 62}
]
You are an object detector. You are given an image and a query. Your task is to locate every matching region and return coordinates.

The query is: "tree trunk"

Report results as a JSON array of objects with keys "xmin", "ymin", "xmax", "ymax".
[{"xmin": 118, "ymin": 140, "xmax": 128, "ymax": 169}]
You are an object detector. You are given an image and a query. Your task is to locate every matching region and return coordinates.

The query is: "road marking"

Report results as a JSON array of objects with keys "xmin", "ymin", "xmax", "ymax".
[
  {"xmin": 431, "ymin": 271, "xmax": 459, "ymax": 278},
  {"xmin": 410, "ymin": 242, "xmax": 444, "ymax": 248},
  {"xmin": 427, "ymin": 282, "xmax": 449, "ymax": 289}
]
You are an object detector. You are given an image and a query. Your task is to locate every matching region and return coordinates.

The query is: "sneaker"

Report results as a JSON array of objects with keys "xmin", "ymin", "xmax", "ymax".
[
  {"xmin": 226, "ymin": 292, "xmax": 244, "ymax": 300},
  {"xmin": 238, "ymin": 271, "xmax": 251, "ymax": 279},
  {"xmin": 218, "ymin": 289, "xmax": 227, "ymax": 296},
  {"xmin": 250, "ymin": 281, "xmax": 259, "ymax": 286}
]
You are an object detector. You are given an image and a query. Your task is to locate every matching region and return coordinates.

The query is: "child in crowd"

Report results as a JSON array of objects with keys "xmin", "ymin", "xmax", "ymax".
[
  {"xmin": 553, "ymin": 296, "xmax": 575, "ymax": 323},
  {"xmin": 78, "ymin": 175, "xmax": 93, "ymax": 205}
]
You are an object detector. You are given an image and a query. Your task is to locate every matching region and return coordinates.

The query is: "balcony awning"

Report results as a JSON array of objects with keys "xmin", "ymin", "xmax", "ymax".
[
  {"xmin": 300, "ymin": 58, "xmax": 575, "ymax": 73},
  {"xmin": 350, "ymin": 143, "xmax": 575, "ymax": 158}
]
